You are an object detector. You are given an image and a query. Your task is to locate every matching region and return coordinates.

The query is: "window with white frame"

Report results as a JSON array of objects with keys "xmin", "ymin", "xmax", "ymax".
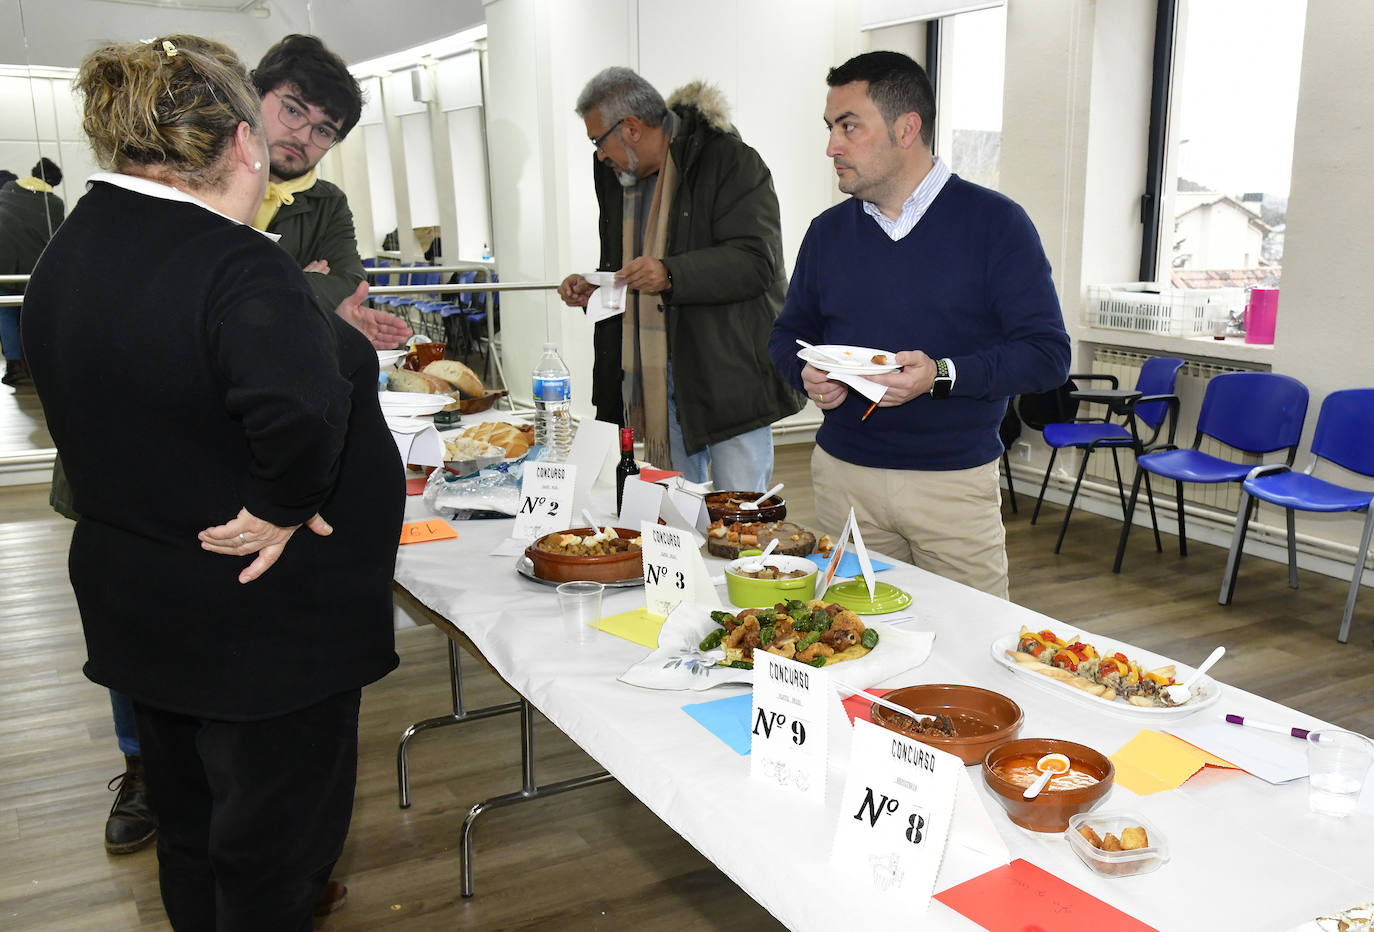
[
  {"xmin": 1163, "ymin": 0, "xmax": 1305, "ymax": 290},
  {"xmin": 935, "ymin": 4, "xmax": 1006, "ymax": 190}
]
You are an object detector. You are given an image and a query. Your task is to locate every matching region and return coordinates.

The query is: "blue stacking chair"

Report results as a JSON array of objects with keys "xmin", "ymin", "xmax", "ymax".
[
  {"xmin": 1032, "ymin": 357, "xmax": 1186, "ymax": 553},
  {"xmin": 1219, "ymin": 389, "xmax": 1374, "ymax": 642},
  {"xmin": 1113, "ymin": 371, "xmax": 1309, "ymax": 573}
]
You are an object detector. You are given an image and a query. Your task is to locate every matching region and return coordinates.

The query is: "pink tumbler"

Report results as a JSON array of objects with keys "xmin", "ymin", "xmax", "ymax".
[{"xmin": 1244, "ymin": 288, "xmax": 1279, "ymax": 345}]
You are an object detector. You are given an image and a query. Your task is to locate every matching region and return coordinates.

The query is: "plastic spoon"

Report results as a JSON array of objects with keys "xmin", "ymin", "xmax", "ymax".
[
  {"xmin": 1022, "ymin": 753, "xmax": 1072, "ymax": 800},
  {"xmin": 582, "ymin": 509, "xmax": 612, "ymax": 541},
  {"xmin": 739, "ymin": 537, "xmax": 780, "ymax": 574},
  {"xmin": 795, "ymin": 339, "xmax": 844, "ymax": 368},
  {"xmin": 1164, "ymin": 645, "xmax": 1226, "ymax": 705},
  {"xmin": 832, "ymin": 681, "xmax": 928, "ymax": 722},
  {"xmin": 739, "ymin": 482, "xmax": 784, "ymax": 511}
]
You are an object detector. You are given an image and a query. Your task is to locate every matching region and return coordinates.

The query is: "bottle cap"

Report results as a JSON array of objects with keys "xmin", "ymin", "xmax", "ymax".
[{"xmin": 543, "ymin": 342, "xmax": 556, "ymax": 351}]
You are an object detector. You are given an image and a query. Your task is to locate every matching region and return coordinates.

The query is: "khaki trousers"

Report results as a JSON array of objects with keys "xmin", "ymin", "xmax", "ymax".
[{"xmin": 811, "ymin": 446, "xmax": 1009, "ymax": 599}]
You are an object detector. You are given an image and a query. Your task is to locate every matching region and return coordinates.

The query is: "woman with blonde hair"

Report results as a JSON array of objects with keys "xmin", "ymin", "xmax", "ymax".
[{"xmin": 23, "ymin": 36, "xmax": 402, "ymax": 929}]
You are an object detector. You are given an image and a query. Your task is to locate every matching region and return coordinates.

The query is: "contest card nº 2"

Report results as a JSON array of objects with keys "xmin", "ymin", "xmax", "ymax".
[
  {"xmin": 750, "ymin": 651, "xmax": 830, "ymax": 806},
  {"xmin": 830, "ymin": 718, "xmax": 960, "ymax": 921},
  {"xmin": 823, "ymin": 507, "xmax": 879, "ymax": 599}
]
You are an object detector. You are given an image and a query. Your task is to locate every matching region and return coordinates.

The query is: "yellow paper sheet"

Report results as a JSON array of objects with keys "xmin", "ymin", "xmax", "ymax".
[
  {"xmin": 597, "ymin": 606, "xmax": 667, "ymax": 648},
  {"xmin": 1110, "ymin": 728, "xmax": 1240, "ymax": 795}
]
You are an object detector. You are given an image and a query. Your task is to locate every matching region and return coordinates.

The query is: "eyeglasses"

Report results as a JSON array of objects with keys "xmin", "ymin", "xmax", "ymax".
[
  {"xmin": 272, "ymin": 91, "xmax": 342, "ymax": 149},
  {"xmin": 591, "ymin": 118, "xmax": 625, "ymax": 151}
]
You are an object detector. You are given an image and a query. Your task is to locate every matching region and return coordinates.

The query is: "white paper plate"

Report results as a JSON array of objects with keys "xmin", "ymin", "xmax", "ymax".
[
  {"xmin": 989, "ymin": 628, "xmax": 1221, "ymax": 720},
  {"xmin": 619, "ymin": 602, "xmax": 934, "ymax": 691},
  {"xmin": 378, "ymin": 390, "xmax": 448, "ymax": 416},
  {"xmin": 796, "ymin": 344, "xmax": 899, "ymax": 375},
  {"xmin": 377, "ymin": 349, "xmax": 407, "ymax": 367}
]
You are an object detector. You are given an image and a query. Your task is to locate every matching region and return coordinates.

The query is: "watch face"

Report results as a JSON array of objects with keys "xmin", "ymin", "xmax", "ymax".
[{"xmin": 932, "ymin": 377, "xmax": 953, "ymax": 399}]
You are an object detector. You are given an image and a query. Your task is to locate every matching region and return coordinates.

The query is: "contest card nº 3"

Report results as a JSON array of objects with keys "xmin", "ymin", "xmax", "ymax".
[
  {"xmin": 750, "ymin": 651, "xmax": 830, "ymax": 806},
  {"xmin": 830, "ymin": 718, "xmax": 960, "ymax": 920}
]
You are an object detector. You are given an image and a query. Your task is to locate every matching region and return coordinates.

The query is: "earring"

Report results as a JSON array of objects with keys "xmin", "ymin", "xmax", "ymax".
[{"xmin": 253, "ymin": 161, "xmax": 262, "ymax": 172}]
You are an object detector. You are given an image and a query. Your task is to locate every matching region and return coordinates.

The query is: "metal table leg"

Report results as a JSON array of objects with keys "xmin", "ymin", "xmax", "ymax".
[
  {"xmin": 459, "ymin": 698, "xmax": 613, "ymax": 897},
  {"xmin": 396, "ymin": 637, "xmax": 521, "ymax": 808}
]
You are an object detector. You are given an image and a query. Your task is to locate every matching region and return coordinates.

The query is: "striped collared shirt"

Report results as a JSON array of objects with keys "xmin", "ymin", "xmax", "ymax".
[{"xmin": 862, "ymin": 156, "xmax": 951, "ymax": 241}]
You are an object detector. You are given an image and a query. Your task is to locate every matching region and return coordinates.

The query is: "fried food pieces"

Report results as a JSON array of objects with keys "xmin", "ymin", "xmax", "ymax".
[{"xmin": 698, "ymin": 599, "xmax": 879, "ymax": 669}]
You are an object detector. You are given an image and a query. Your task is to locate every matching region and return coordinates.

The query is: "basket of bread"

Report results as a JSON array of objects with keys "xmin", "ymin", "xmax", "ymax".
[
  {"xmin": 387, "ymin": 359, "xmax": 507, "ymax": 414},
  {"xmin": 442, "ymin": 421, "xmax": 535, "ymax": 474}
]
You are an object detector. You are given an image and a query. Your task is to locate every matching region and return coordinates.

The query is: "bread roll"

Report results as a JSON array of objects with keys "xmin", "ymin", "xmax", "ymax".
[
  {"xmin": 387, "ymin": 369, "xmax": 435, "ymax": 394},
  {"xmin": 423, "ymin": 360, "xmax": 484, "ymax": 398},
  {"xmin": 459, "ymin": 421, "xmax": 532, "ymax": 458}
]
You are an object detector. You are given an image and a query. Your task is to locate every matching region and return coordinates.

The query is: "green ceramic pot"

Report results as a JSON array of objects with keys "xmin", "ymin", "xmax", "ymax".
[{"xmin": 724, "ymin": 555, "xmax": 818, "ymax": 607}]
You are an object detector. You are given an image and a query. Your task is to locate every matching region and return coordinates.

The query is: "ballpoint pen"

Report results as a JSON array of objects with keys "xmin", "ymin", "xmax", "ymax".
[{"xmin": 1224, "ymin": 713, "xmax": 1311, "ymax": 740}]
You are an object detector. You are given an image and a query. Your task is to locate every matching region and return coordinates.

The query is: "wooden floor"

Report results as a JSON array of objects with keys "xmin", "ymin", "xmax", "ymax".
[{"xmin": 1, "ymin": 388, "xmax": 1372, "ymax": 929}]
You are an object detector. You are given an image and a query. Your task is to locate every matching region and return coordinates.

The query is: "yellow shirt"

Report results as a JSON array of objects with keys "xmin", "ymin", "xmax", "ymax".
[{"xmin": 251, "ymin": 169, "xmax": 317, "ymax": 232}]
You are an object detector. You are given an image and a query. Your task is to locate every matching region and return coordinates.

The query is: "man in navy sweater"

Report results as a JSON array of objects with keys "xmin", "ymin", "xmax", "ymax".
[{"xmin": 768, "ymin": 51, "xmax": 1069, "ymax": 598}]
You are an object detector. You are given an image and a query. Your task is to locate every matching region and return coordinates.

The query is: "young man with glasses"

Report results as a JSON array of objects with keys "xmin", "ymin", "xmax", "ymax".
[
  {"xmin": 250, "ymin": 34, "xmax": 410, "ymax": 350},
  {"xmin": 557, "ymin": 67, "xmax": 802, "ymax": 489}
]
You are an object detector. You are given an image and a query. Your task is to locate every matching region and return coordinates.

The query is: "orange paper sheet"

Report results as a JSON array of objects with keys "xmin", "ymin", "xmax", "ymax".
[
  {"xmin": 1110, "ymin": 728, "xmax": 1239, "ymax": 795},
  {"xmin": 399, "ymin": 519, "xmax": 458, "ymax": 545}
]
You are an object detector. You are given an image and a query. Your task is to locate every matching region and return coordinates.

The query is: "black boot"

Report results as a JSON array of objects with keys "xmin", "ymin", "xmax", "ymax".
[
  {"xmin": 0, "ymin": 358, "xmax": 28, "ymax": 386},
  {"xmin": 105, "ymin": 754, "xmax": 156, "ymax": 854}
]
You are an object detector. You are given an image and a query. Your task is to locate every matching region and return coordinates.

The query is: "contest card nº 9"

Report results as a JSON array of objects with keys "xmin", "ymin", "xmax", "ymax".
[{"xmin": 750, "ymin": 651, "xmax": 830, "ymax": 806}]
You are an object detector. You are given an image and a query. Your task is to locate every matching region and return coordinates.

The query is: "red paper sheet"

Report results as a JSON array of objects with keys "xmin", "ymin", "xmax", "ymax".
[
  {"xmin": 934, "ymin": 859, "xmax": 1157, "ymax": 932},
  {"xmin": 405, "ymin": 477, "xmax": 427, "ymax": 496},
  {"xmin": 638, "ymin": 468, "xmax": 683, "ymax": 483},
  {"xmin": 840, "ymin": 687, "xmax": 893, "ymax": 725}
]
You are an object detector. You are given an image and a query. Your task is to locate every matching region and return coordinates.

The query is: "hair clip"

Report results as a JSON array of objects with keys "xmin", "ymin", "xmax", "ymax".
[{"xmin": 162, "ymin": 40, "xmax": 178, "ymax": 59}]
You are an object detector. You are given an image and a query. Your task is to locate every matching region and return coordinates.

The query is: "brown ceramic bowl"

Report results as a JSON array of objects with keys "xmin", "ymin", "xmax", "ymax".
[
  {"xmin": 705, "ymin": 490, "xmax": 787, "ymax": 525},
  {"xmin": 525, "ymin": 527, "xmax": 643, "ymax": 584},
  {"xmin": 457, "ymin": 389, "xmax": 508, "ymax": 415},
  {"xmin": 869, "ymin": 684, "xmax": 1024, "ymax": 766},
  {"xmin": 982, "ymin": 738, "xmax": 1114, "ymax": 833}
]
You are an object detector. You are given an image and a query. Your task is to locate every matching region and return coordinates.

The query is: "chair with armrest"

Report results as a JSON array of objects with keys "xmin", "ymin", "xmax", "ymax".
[
  {"xmin": 1218, "ymin": 388, "xmax": 1374, "ymax": 643},
  {"xmin": 1113, "ymin": 371, "xmax": 1309, "ymax": 573},
  {"xmin": 1035, "ymin": 357, "xmax": 1186, "ymax": 553}
]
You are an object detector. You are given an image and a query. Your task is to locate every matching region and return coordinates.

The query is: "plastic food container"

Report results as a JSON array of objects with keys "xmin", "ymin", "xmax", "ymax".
[{"xmin": 1066, "ymin": 812, "xmax": 1169, "ymax": 877}]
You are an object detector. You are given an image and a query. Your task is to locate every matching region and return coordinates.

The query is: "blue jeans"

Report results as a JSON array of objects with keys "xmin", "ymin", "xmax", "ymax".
[
  {"xmin": 0, "ymin": 306, "xmax": 19, "ymax": 361},
  {"xmin": 111, "ymin": 690, "xmax": 141, "ymax": 757},
  {"xmin": 666, "ymin": 364, "xmax": 774, "ymax": 491}
]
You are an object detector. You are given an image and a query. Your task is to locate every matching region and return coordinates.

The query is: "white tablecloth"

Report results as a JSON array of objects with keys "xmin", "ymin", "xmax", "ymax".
[{"xmin": 394, "ymin": 439, "xmax": 1374, "ymax": 931}]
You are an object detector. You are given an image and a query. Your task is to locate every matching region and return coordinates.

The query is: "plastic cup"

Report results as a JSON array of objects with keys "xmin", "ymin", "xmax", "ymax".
[
  {"xmin": 557, "ymin": 581, "xmax": 603, "ymax": 645},
  {"xmin": 586, "ymin": 271, "xmax": 626, "ymax": 311},
  {"xmin": 1306, "ymin": 729, "xmax": 1373, "ymax": 817},
  {"xmin": 1211, "ymin": 318, "xmax": 1228, "ymax": 340}
]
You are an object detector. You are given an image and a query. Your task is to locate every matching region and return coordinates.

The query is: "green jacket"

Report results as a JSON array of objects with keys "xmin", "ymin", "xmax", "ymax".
[
  {"xmin": 592, "ymin": 83, "xmax": 803, "ymax": 452},
  {"xmin": 0, "ymin": 181, "xmax": 64, "ymax": 294},
  {"xmin": 268, "ymin": 177, "xmax": 367, "ymax": 310}
]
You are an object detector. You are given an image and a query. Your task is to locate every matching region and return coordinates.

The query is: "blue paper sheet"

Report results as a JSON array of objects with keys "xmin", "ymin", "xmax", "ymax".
[
  {"xmin": 806, "ymin": 551, "xmax": 893, "ymax": 576},
  {"xmin": 682, "ymin": 693, "xmax": 753, "ymax": 755}
]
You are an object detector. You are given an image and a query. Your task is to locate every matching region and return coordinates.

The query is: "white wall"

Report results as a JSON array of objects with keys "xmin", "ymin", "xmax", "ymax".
[{"xmin": 0, "ymin": 72, "xmax": 98, "ymax": 211}]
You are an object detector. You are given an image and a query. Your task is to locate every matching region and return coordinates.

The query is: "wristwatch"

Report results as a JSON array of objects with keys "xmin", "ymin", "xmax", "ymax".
[{"xmin": 930, "ymin": 357, "xmax": 955, "ymax": 399}]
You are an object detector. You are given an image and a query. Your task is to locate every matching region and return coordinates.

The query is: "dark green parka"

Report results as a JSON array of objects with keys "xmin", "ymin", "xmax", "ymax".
[{"xmin": 591, "ymin": 82, "xmax": 803, "ymax": 452}]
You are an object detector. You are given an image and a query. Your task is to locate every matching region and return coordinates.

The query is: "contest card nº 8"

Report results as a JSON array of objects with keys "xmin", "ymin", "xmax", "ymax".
[{"xmin": 830, "ymin": 718, "xmax": 960, "ymax": 920}]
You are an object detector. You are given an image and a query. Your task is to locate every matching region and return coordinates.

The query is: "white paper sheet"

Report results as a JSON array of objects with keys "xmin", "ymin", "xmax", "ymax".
[
  {"xmin": 386, "ymin": 416, "xmax": 444, "ymax": 466},
  {"xmin": 1168, "ymin": 721, "xmax": 1310, "ymax": 784}
]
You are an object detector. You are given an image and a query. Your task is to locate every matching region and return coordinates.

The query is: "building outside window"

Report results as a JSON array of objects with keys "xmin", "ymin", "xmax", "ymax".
[
  {"xmin": 1165, "ymin": 0, "xmax": 1305, "ymax": 291},
  {"xmin": 936, "ymin": 4, "xmax": 1006, "ymax": 191}
]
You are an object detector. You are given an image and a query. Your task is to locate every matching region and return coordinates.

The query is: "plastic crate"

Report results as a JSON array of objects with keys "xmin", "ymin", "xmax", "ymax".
[{"xmin": 1086, "ymin": 283, "xmax": 1243, "ymax": 336}]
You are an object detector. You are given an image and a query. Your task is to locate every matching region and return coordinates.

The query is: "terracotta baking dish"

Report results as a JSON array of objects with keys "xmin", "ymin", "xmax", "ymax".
[
  {"xmin": 705, "ymin": 490, "xmax": 787, "ymax": 525},
  {"xmin": 868, "ymin": 684, "xmax": 1024, "ymax": 766},
  {"xmin": 525, "ymin": 527, "xmax": 644, "ymax": 584},
  {"xmin": 982, "ymin": 737, "xmax": 1114, "ymax": 832}
]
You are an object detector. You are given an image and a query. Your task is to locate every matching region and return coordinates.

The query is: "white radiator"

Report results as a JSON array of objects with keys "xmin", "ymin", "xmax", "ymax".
[{"xmin": 1080, "ymin": 349, "xmax": 1262, "ymax": 514}]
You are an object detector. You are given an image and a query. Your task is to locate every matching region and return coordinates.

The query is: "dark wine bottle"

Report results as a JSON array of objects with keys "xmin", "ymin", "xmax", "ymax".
[{"xmin": 615, "ymin": 427, "xmax": 640, "ymax": 514}]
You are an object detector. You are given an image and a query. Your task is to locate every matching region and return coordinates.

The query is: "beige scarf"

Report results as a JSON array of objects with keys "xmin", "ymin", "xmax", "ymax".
[{"xmin": 620, "ymin": 150, "xmax": 679, "ymax": 470}]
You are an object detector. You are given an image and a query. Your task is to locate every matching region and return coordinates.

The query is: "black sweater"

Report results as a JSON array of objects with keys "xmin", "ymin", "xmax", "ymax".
[{"xmin": 23, "ymin": 181, "xmax": 402, "ymax": 719}]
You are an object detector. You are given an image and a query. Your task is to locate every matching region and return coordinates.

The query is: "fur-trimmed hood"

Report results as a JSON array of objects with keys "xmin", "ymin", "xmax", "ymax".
[{"xmin": 665, "ymin": 81, "xmax": 732, "ymax": 133}]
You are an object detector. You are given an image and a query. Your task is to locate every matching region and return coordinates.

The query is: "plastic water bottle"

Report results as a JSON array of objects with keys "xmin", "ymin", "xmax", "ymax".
[
  {"xmin": 532, "ymin": 342, "xmax": 573, "ymax": 461},
  {"xmin": 481, "ymin": 242, "xmax": 492, "ymax": 261}
]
